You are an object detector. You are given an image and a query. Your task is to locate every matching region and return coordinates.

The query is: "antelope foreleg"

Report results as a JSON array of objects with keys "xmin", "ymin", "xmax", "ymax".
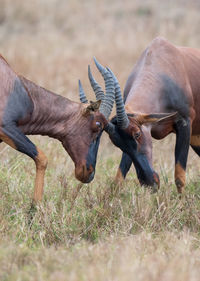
[
  {"xmin": 34, "ymin": 148, "xmax": 48, "ymax": 202},
  {"xmin": 1, "ymin": 125, "xmax": 48, "ymax": 202}
]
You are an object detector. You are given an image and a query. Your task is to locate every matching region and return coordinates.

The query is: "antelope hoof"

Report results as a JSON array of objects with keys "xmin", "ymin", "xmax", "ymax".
[
  {"xmin": 175, "ymin": 178, "xmax": 184, "ymax": 193},
  {"xmin": 153, "ymin": 172, "xmax": 160, "ymax": 189}
]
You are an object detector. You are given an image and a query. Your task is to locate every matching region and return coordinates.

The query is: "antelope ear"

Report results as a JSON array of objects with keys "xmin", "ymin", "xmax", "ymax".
[
  {"xmin": 135, "ymin": 112, "xmax": 178, "ymax": 125},
  {"xmin": 82, "ymin": 100, "xmax": 102, "ymax": 116}
]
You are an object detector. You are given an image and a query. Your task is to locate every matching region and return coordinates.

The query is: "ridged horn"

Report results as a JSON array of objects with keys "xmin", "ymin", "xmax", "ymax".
[
  {"xmin": 88, "ymin": 65, "xmax": 105, "ymax": 101},
  {"xmin": 78, "ymin": 80, "xmax": 88, "ymax": 104},
  {"xmin": 93, "ymin": 57, "xmax": 115, "ymax": 120},
  {"xmin": 107, "ymin": 68, "xmax": 129, "ymax": 129}
]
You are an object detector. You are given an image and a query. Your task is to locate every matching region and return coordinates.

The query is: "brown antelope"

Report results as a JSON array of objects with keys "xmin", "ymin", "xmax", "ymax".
[
  {"xmin": 0, "ymin": 55, "xmax": 116, "ymax": 201},
  {"xmin": 91, "ymin": 37, "xmax": 199, "ymax": 193}
]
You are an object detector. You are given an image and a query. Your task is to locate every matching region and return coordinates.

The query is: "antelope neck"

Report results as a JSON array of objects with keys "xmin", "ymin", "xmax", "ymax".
[{"xmin": 19, "ymin": 76, "xmax": 80, "ymax": 140}]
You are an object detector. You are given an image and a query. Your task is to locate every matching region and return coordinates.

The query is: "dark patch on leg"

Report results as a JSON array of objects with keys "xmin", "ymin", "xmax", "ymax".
[
  {"xmin": 2, "ymin": 77, "xmax": 33, "ymax": 126},
  {"xmin": 2, "ymin": 125, "xmax": 38, "ymax": 158},
  {"xmin": 0, "ymin": 134, "xmax": 16, "ymax": 149},
  {"xmin": 1, "ymin": 78, "xmax": 37, "ymax": 157},
  {"xmin": 1, "ymin": 77, "xmax": 48, "ymax": 202},
  {"xmin": 1, "ymin": 126, "xmax": 47, "ymax": 202},
  {"xmin": 174, "ymin": 118, "xmax": 190, "ymax": 170},
  {"xmin": 174, "ymin": 118, "xmax": 190, "ymax": 192},
  {"xmin": 160, "ymin": 74, "xmax": 190, "ymax": 118}
]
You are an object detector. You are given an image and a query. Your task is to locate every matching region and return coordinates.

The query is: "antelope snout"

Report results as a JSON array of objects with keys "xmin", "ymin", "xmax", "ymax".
[
  {"xmin": 75, "ymin": 164, "xmax": 95, "ymax": 183},
  {"xmin": 137, "ymin": 168, "xmax": 160, "ymax": 192}
]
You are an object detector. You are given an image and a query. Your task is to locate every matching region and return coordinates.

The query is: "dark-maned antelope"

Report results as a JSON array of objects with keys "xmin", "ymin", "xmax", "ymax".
[
  {"xmin": 91, "ymin": 37, "xmax": 200, "ymax": 193},
  {"xmin": 0, "ymin": 55, "xmax": 115, "ymax": 201}
]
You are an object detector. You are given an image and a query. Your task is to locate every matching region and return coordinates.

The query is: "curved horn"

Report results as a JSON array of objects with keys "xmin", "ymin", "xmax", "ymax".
[
  {"xmin": 78, "ymin": 80, "xmax": 88, "ymax": 104},
  {"xmin": 88, "ymin": 65, "xmax": 105, "ymax": 101},
  {"xmin": 107, "ymin": 68, "xmax": 129, "ymax": 129},
  {"xmin": 93, "ymin": 57, "xmax": 115, "ymax": 120}
]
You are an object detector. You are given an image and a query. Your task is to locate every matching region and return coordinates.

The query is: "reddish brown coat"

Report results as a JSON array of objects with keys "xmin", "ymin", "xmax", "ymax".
[
  {"xmin": 113, "ymin": 37, "xmax": 200, "ymax": 192},
  {"xmin": 0, "ymin": 56, "xmax": 108, "ymax": 201}
]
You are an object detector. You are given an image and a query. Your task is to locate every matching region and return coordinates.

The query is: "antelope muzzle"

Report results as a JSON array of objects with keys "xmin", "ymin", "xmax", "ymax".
[
  {"xmin": 75, "ymin": 132, "xmax": 102, "ymax": 183},
  {"xmin": 133, "ymin": 153, "xmax": 160, "ymax": 191},
  {"xmin": 75, "ymin": 163, "xmax": 95, "ymax": 183}
]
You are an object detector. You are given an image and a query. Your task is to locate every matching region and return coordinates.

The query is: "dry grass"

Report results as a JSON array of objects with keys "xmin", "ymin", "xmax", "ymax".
[
  {"xmin": 0, "ymin": 0, "xmax": 199, "ymax": 280},
  {"xmin": 1, "ymin": 232, "xmax": 200, "ymax": 281}
]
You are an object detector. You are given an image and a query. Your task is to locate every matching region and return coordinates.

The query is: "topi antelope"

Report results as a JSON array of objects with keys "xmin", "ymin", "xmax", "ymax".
[
  {"xmin": 0, "ymin": 55, "xmax": 115, "ymax": 201},
  {"xmin": 91, "ymin": 37, "xmax": 200, "ymax": 193}
]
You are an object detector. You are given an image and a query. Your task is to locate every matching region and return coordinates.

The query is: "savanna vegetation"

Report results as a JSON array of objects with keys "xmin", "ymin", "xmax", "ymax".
[{"xmin": 0, "ymin": 0, "xmax": 199, "ymax": 280}]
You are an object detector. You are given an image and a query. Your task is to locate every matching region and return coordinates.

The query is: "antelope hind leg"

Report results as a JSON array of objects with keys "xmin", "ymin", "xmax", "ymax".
[{"xmin": 174, "ymin": 118, "xmax": 190, "ymax": 193}]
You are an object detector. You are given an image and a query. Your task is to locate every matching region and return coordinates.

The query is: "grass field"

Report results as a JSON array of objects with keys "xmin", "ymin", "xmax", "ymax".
[{"xmin": 0, "ymin": 0, "xmax": 200, "ymax": 280}]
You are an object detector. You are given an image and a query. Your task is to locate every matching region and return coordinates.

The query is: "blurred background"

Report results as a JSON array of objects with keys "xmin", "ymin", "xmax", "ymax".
[{"xmin": 0, "ymin": 0, "xmax": 199, "ymax": 183}]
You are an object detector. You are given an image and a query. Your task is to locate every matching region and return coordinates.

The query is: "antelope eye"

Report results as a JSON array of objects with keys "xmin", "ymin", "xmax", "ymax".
[
  {"xmin": 134, "ymin": 131, "xmax": 141, "ymax": 140},
  {"xmin": 96, "ymin": 121, "xmax": 101, "ymax": 128}
]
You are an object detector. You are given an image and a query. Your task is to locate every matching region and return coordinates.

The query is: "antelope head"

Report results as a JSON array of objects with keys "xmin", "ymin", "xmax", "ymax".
[
  {"xmin": 62, "ymin": 58, "xmax": 115, "ymax": 183},
  {"xmin": 102, "ymin": 68, "xmax": 177, "ymax": 189}
]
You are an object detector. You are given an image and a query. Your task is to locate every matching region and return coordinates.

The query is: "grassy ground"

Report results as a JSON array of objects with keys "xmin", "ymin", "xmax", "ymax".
[
  {"xmin": 0, "ymin": 151, "xmax": 200, "ymax": 280},
  {"xmin": 0, "ymin": 0, "xmax": 200, "ymax": 280}
]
